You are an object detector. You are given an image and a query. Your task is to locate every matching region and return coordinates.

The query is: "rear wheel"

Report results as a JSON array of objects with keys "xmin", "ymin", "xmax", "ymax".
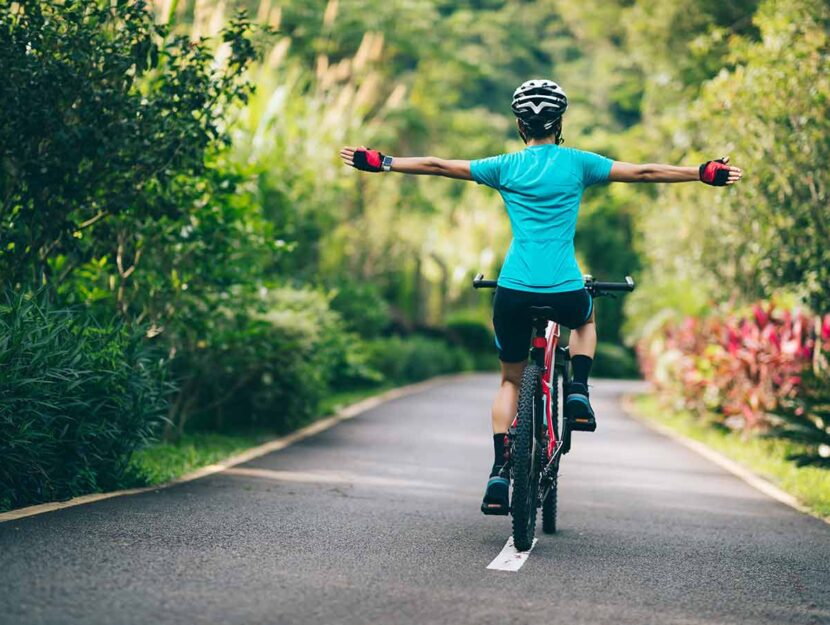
[
  {"xmin": 542, "ymin": 477, "xmax": 558, "ymax": 534},
  {"xmin": 511, "ymin": 363, "xmax": 542, "ymax": 552},
  {"xmin": 542, "ymin": 369, "xmax": 560, "ymax": 534},
  {"xmin": 560, "ymin": 361, "xmax": 573, "ymax": 455}
]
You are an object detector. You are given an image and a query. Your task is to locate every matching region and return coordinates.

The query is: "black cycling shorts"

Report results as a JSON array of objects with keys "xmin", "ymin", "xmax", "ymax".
[{"xmin": 492, "ymin": 285, "xmax": 593, "ymax": 363}]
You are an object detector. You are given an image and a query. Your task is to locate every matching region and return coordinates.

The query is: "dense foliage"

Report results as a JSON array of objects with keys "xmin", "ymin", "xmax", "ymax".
[
  {"xmin": 0, "ymin": 292, "xmax": 167, "ymax": 510},
  {"xmin": 0, "ymin": 0, "xmax": 268, "ymax": 508},
  {"xmin": 771, "ymin": 369, "xmax": 830, "ymax": 468},
  {"xmin": 622, "ymin": 0, "xmax": 830, "ymax": 330},
  {"xmin": 639, "ymin": 302, "xmax": 824, "ymax": 428},
  {"xmin": 639, "ymin": 301, "xmax": 830, "ymax": 465},
  {"xmin": 0, "ymin": 0, "xmax": 259, "ymax": 290},
  {"xmin": 614, "ymin": 0, "xmax": 830, "ymax": 468}
]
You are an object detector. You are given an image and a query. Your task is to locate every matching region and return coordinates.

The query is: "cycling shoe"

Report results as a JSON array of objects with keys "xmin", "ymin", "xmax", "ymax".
[
  {"xmin": 481, "ymin": 471, "xmax": 509, "ymax": 516},
  {"xmin": 567, "ymin": 383, "xmax": 596, "ymax": 432}
]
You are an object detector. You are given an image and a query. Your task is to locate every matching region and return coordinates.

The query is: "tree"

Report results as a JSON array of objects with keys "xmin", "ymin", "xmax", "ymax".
[
  {"xmin": 0, "ymin": 0, "xmax": 259, "ymax": 295},
  {"xmin": 630, "ymin": 0, "xmax": 830, "ymax": 330}
]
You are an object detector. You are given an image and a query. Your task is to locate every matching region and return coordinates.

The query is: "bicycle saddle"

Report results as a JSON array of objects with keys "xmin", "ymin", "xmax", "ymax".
[{"xmin": 528, "ymin": 305, "xmax": 557, "ymax": 320}]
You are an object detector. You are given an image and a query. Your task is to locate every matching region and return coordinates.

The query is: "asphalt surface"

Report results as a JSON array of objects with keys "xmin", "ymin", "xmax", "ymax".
[{"xmin": 1, "ymin": 376, "xmax": 828, "ymax": 625}]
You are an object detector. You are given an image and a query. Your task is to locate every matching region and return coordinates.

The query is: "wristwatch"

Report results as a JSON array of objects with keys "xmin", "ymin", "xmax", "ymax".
[{"xmin": 382, "ymin": 155, "xmax": 393, "ymax": 172}]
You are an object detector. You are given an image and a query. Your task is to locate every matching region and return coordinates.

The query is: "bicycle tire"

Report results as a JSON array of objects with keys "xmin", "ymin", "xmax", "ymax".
[
  {"xmin": 561, "ymin": 361, "xmax": 573, "ymax": 454},
  {"xmin": 511, "ymin": 363, "xmax": 542, "ymax": 551},
  {"xmin": 542, "ymin": 369, "xmax": 560, "ymax": 534}
]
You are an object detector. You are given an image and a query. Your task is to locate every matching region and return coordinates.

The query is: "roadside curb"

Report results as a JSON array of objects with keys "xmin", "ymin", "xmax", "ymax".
[
  {"xmin": 620, "ymin": 394, "xmax": 830, "ymax": 526},
  {"xmin": 0, "ymin": 374, "xmax": 466, "ymax": 524}
]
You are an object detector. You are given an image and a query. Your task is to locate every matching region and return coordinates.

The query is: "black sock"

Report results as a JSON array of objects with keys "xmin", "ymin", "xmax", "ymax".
[
  {"xmin": 492, "ymin": 433, "xmax": 506, "ymax": 473},
  {"xmin": 571, "ymin": 355, "xmax": 593, "ymax": 387}
]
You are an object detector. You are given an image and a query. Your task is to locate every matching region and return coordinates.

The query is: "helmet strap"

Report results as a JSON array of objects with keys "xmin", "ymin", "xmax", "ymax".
[{"xmin": 517, "ymin": 119, "xmax": 529, "ymax": 144}]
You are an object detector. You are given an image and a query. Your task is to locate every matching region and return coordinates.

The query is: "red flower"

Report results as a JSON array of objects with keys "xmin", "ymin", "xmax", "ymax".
[
  {"xmin": 767, "ymin": 327, "xmax": 781, "ymax": 350},
  {"xmin": 753, "ymin": 304, "xmax": 770, "ymax": 328}
]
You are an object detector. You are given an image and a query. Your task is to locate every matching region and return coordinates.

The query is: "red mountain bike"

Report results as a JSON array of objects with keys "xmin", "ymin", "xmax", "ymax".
[{"xmin": 473, "ymin": 273, "xmax": 635, "ymax": 551}]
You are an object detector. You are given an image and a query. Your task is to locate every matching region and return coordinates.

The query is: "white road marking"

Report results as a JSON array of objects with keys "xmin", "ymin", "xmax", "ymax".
[{"xmin": 487, "ymin": 537, "xmax": 537, "ymax": 572}]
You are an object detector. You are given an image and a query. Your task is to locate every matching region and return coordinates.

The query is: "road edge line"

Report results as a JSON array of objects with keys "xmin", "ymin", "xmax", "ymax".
[
  {"xmin": 0, "ymin": 373, "xmax": 467, "ymax": 523},
  {"xmin": 620, "ymin": 394, "xmax": 830, "ymax": 525}
]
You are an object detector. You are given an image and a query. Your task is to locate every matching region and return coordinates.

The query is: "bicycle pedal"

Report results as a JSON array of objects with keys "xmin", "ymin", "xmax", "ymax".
[
  {"xmin": 481, "ymin": 502, "xmax": 509, "ymax": 516},
  {"xmin": 570, "ymin": 416, "xmax": 597, "ymax": 432}
]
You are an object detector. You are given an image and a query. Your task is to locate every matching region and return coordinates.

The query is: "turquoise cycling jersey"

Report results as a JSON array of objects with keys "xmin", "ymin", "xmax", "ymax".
[{"xmin": 470, "ymin": 145, "xmax": 613, "ymax": 293}]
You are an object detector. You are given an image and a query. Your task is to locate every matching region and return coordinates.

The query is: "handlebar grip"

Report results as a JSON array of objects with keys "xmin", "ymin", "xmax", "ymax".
[
  {"xmin": 591, "ymin": 276, "xmax": 635, "ymax": 292},
  {"xmin": 472, "ymin": 273, "xmax": 498, "ymax": 289}
]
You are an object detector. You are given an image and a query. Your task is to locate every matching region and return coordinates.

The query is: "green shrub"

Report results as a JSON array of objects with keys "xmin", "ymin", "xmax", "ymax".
[
  {"xmin": 329, "ymin": 279, "xmax": 391, "ymax": 338},
  {"xmin": 445, "ymin": 311, "xmax": 497, "ymax": 370},
  {"xmin": 0, "ymin": 292, "xmax": 168, "ymax": 511},
  {"xmin": 172, "ymin": 286, "xmax": 378, "ymax": 434},
  {"xmin": 365, "ymin": 335, "xmax": 473, "ymax": 384},
  {"xmin": 592, "ymin": 341, "xmax": 640, "ymax": 379},
  {"xmin": 768, "ymin": 368, "xmax": 830, "ymax": 468}
]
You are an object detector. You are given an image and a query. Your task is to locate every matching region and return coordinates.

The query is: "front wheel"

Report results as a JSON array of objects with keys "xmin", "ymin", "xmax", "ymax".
[{"xmin": 511, "ymin": 363, "xmax": 542, "ymax": 551}]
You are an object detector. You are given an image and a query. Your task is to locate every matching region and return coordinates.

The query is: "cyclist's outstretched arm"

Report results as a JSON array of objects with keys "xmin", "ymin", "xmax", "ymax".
[
  {"xmin": 339, "ymin": 146, "xmax": 473, "ymax": 181},
  {"xmin": 391, "ymin": 156, "xmax": 473, "ymax": 180},
  {"xmin": 609, "ymin": 156, "xmax": 743, "ymax": 186}
]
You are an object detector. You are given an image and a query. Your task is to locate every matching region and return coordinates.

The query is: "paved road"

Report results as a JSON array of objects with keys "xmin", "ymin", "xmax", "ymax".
[{"xmin": 1, "ymin": 376, "xmax": 828, "ymax": 625}]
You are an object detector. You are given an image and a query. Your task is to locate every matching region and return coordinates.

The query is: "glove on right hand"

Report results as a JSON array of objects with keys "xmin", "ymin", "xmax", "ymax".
[{"xmin": 699, "ymin": 158, "xmax": 731, "ymax": 186}]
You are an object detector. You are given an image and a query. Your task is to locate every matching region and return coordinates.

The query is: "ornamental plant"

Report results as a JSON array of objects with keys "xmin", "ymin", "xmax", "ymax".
[
  {"xmin": 638, "ymin": 301, "xmax": 829, "ymax": 432},
  {"xmin": 770, "ymin": 367, "xmax": 830, "ymax": 468}
]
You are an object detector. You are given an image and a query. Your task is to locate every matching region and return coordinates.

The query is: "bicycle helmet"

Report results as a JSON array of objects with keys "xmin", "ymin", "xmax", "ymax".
[{"xmin": 511, "ymin": 79, "xmax": 568, "ymax": 131}]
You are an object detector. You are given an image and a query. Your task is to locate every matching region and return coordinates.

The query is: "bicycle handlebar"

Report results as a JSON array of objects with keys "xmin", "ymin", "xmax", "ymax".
[
  {"xmin": 472, "ymin": 273, "xmax": 635, "ymax": 296},
  {"xmin": 472, "ymin": 274, "xmax": 497, "ymax": 289},
  {"xmin": 586, "ymin": 275, "xmax": 635, "ymax": 295}
]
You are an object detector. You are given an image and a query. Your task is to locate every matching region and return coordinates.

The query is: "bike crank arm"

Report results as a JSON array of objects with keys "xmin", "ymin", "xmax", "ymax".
[{"xmin": 542, "ymin": 441, "xmax": 565, "ymax": 480}]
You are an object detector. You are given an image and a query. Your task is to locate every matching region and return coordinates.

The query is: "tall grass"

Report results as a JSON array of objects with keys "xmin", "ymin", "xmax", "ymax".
[{"xmin": 0, "ymin": 292, "xmax": 169, "ymax": 511}]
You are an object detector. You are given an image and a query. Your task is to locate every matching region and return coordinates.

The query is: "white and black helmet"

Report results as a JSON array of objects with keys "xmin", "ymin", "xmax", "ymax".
[{"xmin": 511, "ymin": 79, "xmax": 568, "ymax": 129}]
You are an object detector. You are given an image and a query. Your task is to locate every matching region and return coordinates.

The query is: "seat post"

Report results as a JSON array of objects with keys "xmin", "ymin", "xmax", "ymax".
[{"xmin": 530, "ymin": 316, "xmax": 548, "ymax": 367}]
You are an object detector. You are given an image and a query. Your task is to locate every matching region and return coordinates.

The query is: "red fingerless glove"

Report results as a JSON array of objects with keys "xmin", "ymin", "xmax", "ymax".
[
  {"xmin": 699, "ymin": 158, "xmax": 730, "ymax": 186},
  {"xmin": 352, "ymin": 149, "xmax": 386, "ymax": 172}
]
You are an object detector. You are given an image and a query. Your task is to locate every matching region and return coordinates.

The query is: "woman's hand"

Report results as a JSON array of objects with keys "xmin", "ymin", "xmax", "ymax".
[
  {"xmin": 699, "ymin": 156, "xmax": 743, "ymax": 186},
  {"xmin": 339, "ymin": 146, "xmax": 387, "ymax": 172}
]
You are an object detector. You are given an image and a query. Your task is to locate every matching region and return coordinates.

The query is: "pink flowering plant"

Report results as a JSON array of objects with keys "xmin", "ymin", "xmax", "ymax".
[{"xmin": 638, "ymin": 301, "xmax": 830, "ymax": 437}]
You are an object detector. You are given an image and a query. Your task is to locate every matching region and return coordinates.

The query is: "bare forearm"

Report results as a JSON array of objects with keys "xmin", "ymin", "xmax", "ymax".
[
  {"xmin": 391, "ymin": 156, "xmax": 472, "ymax": 180},
  {"xmin": 610, "ymin": 162, "xmax": 699, "ymax": 183},
  {"xmin": 390, "ymin": 156, "xmax": 444, "ymax": 175},
  {"xmin": 636, "ymin": 164, "xmax": 699, "ymax": 183}
]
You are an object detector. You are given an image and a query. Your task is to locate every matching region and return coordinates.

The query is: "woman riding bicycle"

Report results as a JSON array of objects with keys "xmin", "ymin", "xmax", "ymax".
[{"xmin": 340, "ymin": 79, "xmax": 742, "ymax": 514}]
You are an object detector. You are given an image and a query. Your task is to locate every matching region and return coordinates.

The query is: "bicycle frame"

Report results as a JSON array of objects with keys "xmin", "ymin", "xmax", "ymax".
[
  {"xmin": 507, "ymin": 317, "xmax": 570, "ymax": 477},
  {"xmin": 541, "ymin": 321, "xmax": 566, "ymax": 462},
  {"xmin": 472, "ymin": 272, "xmax": 634, "ymax": 540}
]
